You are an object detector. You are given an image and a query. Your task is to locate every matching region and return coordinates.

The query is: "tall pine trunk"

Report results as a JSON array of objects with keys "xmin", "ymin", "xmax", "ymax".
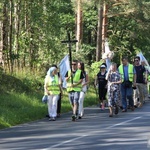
[
  {"xmin": 96, "ymin": 0, "xmax": 103, "ymax": 61},
  {"xmin": 0, "ymin": 16, "xmax": 3, "ymax": 68},
  {"xmin": 9, "ymin": 0, "xmax": 13, "ymax": 73},
  {"xmin": 3, "ymin": 1, "xmax": 9, "ymax": 71},
  {"xmin": 76, "ymin": 0, "xmax": 83, "ymax": 52},
  {"xmin": 14, "ymin": 0, "xmax": 20, "ymax": 71},
  {"xmin": 102, "ymin": 2, "xmax": 108, "ymax": 53}
]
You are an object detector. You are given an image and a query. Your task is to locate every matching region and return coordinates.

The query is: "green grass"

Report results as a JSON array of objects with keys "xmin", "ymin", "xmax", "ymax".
[
  {"xmin": 0, "ymin": 71, "xmax": 98, "ymax": 130},
  {"xmin": 0, "ymin": 92, "xmax": 46, "ymax": 128}
]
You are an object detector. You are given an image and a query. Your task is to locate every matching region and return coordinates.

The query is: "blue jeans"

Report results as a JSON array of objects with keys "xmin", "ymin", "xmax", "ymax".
[{"xmin": 121, "ymin": 83, "xmax": 134, "ymax": 110}]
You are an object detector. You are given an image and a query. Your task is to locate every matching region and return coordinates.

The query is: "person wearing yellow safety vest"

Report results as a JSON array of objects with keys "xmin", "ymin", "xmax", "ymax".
[
  {"xmin": 148, "ymin": 74, "xmax": 150, "ymax": 82},
  {"xmin": 118, "ymin": 56, "xmax": 136, "ymax": 112},
  {"xmin": 51, "ymin": 64, "xmax": 63, "ymax": 118},
  {"xmin": 44, "ymin": 66, "xmax": 62, "ymax": 121},
  {"xmin": 65, "ymin": 60, "xmax": 84, "ymax": 121}
]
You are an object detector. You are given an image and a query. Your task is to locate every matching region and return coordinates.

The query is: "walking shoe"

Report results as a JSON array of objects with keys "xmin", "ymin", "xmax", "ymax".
[
  {"xmin": 49, "ymin": 117, "xmax": 56, "ymax": 121},
  {"xmin": 52, "ymin": 117, "xmax": 56, "ymax": 121},
  {"xmin": 72, "ymin": 115, "xmax": 76, "ymax": 121},
  {"xmin": 78, "ymin": 116, "xmax": 82, "ymax": 119},
  {"xmin": 101, "ymin": 103, "xmax": 105, "ymax": 110},
  {"xmin": 109, "ymin": 114, "xmax": 113, "ymax": 117},
  {"xmin": 130, "ymin": 107, "xmax": 134, "ymax": 111},
  {"xmin": 49, "ymin": 117, "xmax": 52, "ymax": 121},
  {"xmin": 114, "ymin": 106, "xmax": 119, "ymax": 114},
  {"xmin": 120, "ymin": 106, "xmax": 123, "ymax": 110},
  {"xmin": 134, "ymin": 105, "xmax": 138, "ymax": 108},
  {"xmin": 138, "ymin": 103, "xmax": 143, "ymax": 108},
  {"xmin": 122, "ymin": 109, "xmax": 127, "ymax": 112},
  {"xmin": 80, "ymin": 112, "xmax": 84, "ymax": 117}
]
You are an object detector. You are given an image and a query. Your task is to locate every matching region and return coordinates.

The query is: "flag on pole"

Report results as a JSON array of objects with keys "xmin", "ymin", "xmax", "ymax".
[
  {"xmin": 104, "ymin": 40, "xmax": 112, "ymax": 71},
  {"xmin": 58, "ymin": 54, "xmax": 70, "ymax": 88},
  {"xmin": 105, "ymin": 40, "xmax": 111, "ymax": 53},
  {"xmin": 137, "ymin": 52, "xmax": 150, "ymax": 73}
]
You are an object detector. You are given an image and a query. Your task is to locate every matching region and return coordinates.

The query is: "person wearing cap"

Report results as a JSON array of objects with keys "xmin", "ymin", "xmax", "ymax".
[
  {"xmin": 95, "ymin": 63, "xmax": 107, "ymax": 110},
  {"xmin": 44, "ymin": 66, "xmax": 62, "ymax": 121}
]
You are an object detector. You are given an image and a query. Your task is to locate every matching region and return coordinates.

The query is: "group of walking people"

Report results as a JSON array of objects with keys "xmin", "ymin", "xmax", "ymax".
[
  {"xmin": 96, "ymin": 56, "xmax": 149, "ymax": 117},
  {"xmin": 43, "ymin": 55, "xmax": 149, "ymax": 121},
  {"xmin": 44, "ymin": 60, "xmax": 89, "ymax": 121}
]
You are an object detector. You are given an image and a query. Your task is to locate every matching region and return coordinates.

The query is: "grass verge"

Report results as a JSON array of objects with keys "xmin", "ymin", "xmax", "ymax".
[{"xmin": 0, "ymin": 87, "xmax": 97, "ymax": 130}]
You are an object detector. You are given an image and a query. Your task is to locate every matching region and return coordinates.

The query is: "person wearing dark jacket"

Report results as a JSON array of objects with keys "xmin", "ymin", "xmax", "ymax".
[{"xmin": 95, "ymin": 63, "xmax": 107, "ymax": 110}]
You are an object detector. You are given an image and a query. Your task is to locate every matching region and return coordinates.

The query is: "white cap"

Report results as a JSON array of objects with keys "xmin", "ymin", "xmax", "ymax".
[{"xmin": 100, "ymin": 65, "xmax": 106, "ymax": 68}]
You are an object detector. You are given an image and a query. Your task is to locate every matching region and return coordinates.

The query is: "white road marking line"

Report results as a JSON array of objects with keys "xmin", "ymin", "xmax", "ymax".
[
  {"xmin": 48, "ymin": 135, "xmax": 87, "ymax": 149},
  {"xmin": 106, "ymin": 116, "xmax": 141, "ymax": 129},
  {"xmin": 43, "ymin": 116, "xmax": 142, "ymax": 149}
]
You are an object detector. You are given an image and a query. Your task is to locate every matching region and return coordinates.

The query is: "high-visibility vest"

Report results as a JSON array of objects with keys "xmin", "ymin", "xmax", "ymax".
[
  {"xmin": 118, "ymin": 64, "xmax": 134, "ymax": 82},
  {"xmin": 67, "ymin": 69, "xmax": 82, "ymax": 92},
  {"xmin": 148, "ymin": 75, "xmax": 150, "ymax": 82},
  {"xmin": 47, "ymin": 75, "xmax": 60, "ymax": 95}
]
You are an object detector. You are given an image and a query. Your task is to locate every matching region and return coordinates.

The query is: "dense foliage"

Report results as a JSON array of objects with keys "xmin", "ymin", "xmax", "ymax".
[{"xmin": 0, "ymin": 0, "xmax": 149, "ymax": 73}]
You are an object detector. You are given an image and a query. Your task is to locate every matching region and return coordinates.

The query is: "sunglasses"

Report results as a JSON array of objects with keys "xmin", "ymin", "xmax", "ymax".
[
  {"xmin": 134, "ymin": 59, "xmax": 139, "ymax": 62},
  {"xmin": 72, "ymin": 63, "xmax": 76, "ymax": 65}
]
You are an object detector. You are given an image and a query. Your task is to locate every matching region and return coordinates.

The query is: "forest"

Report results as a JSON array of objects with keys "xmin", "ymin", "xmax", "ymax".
[
  {"xmin": 0, "ymin": 0, "xmax": 150, "ymax": 129},
  {"xmin": 0, "ymin": 0, "xmax": 150, "ymax": 74}
]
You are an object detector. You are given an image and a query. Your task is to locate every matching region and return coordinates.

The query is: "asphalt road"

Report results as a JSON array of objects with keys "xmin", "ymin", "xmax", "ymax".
[{"xmin": 0, "ymin": 99, "xmax": 150, "ymax": 150}]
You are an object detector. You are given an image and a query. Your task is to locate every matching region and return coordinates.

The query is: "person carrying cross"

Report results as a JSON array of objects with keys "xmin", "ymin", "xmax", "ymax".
[{"xmin": 65, "ymin": 60, "xmax": 84, "ymax": 121}]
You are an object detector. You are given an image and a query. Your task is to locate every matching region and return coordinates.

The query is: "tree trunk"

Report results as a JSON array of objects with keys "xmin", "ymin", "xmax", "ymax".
[
  {"xmin": 0, "ymin": 2, "xmax": 3, "ymax": 68},
  {"xmin": 14, "ymin": 0, "xmax": 20, "ymax": 71},
  {"xmin": 102, "ymin": 2, "xmax": 108, "ymax": 53},
  {"xmin": 9, "ymin": 0, "xmax": 13, "ymax": 73},
  {"xmin": 3, "ymin": 1, "xmax": 9, "ymax": 70},
  {"xmin": 23, "ymin": 0, "xmax": 29, "ymax": 69},
  {"xmin": 76, "ymin": 0, "xmax": 83, "ymax": 52},
  {"xmin": 96, "ymin": 1, "xmax": 103, "ymax": 61},
  {"xmin": 0, "ymin": 17, "xmax": 3, "ymax": 68}
]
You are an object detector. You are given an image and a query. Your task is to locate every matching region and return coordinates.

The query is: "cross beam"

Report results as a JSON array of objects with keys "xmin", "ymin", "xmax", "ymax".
[{"xmin": 61, "ymin": 32, "xmax": 78, "ymax": 84}]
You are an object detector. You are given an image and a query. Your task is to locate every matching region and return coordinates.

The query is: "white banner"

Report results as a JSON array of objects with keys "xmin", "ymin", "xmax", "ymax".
[
  {"xmin": 105, "ymin": 40, "xmax": 112, "ymax": 71},
  {"xmin": 58, "ymin": 54, "xmax": 70, "ymax": 88},
  {"xmin": 137, "ymin": 52, "xmax": 150, "ymax": 73},
  {"xmin": 105, "ymin": 40, "xmax": 111, "ymax": 53}
]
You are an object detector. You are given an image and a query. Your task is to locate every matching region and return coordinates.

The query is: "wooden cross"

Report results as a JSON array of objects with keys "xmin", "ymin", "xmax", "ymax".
[{"xmin": 61, "ymin": 32, "xmax": 78, "ymax": 84}]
